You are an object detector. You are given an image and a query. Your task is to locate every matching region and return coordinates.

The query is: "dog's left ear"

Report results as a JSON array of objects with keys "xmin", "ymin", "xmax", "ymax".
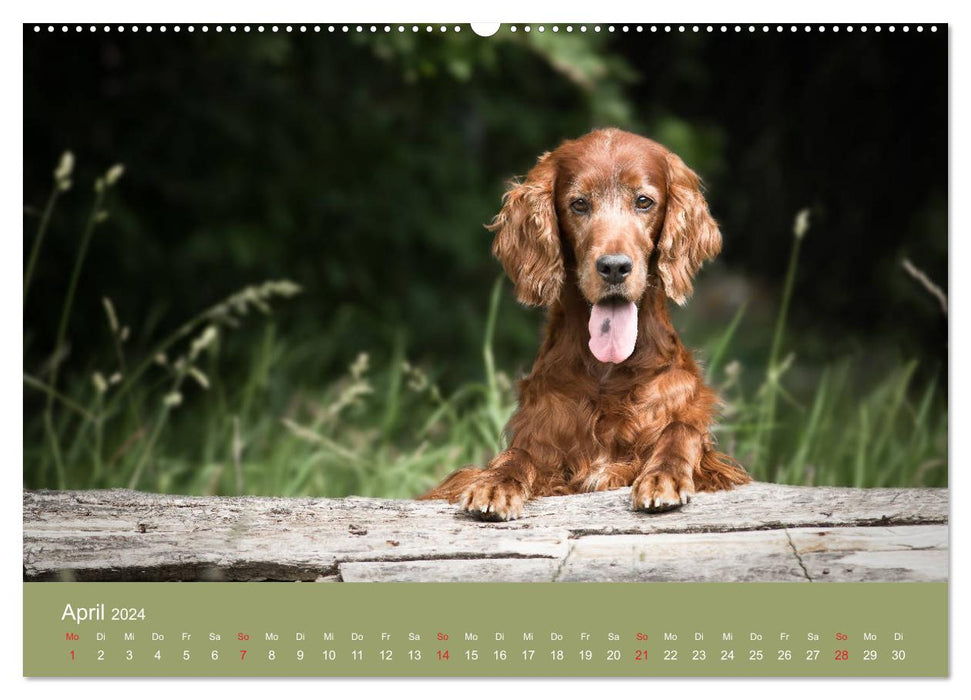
[{"xmin": 655, "ymin": 151, "xmax": 722, "ymax": 305}]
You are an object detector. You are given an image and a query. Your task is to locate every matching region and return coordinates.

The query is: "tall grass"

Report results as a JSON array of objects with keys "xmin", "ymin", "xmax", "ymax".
[
  {"xmin": 23, "ymin": 157, "xmax": 946, "ymax": 496},
  {"xmin": 706, "ymin": 211, "xmax": 947, "ymax": 488}
]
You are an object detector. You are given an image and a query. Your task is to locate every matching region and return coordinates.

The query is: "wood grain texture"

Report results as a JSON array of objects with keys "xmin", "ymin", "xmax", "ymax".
[{"xmin": 23, "ymin": 483, "xmax": 948, "ymax": 582}]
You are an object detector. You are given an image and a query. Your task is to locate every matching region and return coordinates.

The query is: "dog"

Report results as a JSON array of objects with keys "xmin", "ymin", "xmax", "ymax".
[{"xmin": 420, "ymin": 128, "xmax": 750, "ymax": 520}]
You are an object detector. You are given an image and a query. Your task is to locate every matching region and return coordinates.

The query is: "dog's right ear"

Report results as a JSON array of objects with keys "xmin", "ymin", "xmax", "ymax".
[{"xmin": 488, "ymin": 152, "xmax": 563, "ymax": 307}]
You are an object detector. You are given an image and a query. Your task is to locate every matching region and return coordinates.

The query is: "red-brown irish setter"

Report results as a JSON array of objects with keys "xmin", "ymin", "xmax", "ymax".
[{"xmin": 420, "ymin": 128, "xmax": 750, "ymax": 519}]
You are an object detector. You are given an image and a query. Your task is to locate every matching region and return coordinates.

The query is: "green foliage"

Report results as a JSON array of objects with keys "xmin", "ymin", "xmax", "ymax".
[{"xmin": 704, "ymin": 212, "xmax": 947, "ymax": 488}]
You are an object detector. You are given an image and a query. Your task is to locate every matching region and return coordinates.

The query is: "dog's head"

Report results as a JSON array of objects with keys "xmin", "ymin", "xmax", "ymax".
[{"xmin": 489, "ymin": 128, "xmax": 721, "ymax": 363}]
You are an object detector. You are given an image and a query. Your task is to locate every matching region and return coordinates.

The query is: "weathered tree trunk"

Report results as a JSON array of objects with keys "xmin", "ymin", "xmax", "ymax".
[{"xmin": 23, "ymin": 483, "xmax": 947, "ymax": 583}]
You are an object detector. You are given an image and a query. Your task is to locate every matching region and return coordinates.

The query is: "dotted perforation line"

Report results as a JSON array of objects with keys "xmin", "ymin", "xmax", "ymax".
[
  {"xmin": 31, "ymin": 24, "xmax": 466, "ymax": 34},
  {"xmin": 507, "ymin": 24, "xmax": 938, "ymax": 34},
  {"xmin": 32, "ymin": 24, "xmax": 942, "ymax": 35}
]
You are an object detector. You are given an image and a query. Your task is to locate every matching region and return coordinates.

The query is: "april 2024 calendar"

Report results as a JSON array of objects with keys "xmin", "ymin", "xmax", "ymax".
[
  {"xmin": 22, "ymin": 20, "xmax": 949, "ymax": 680},
  {"xmin": 25, "ymin": 583, "xmax": 947, "ymax": 676}
]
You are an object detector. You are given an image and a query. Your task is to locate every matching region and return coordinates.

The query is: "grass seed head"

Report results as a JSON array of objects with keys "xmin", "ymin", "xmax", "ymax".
[
  {"xmin": 793, "ymin": 208, "xmax": 811, "ymax": 240},
  {"xmin": 188, "ymin": 366, "xmax": 211, "ymax": 390},
  {"xmin": 102, "ymin": 297, "xmax": 119, "ymax": 333},
  {"xmin": 105, "ymin": 164, "xmax": 125, "ymax": 186},
  {"xmin": 53, "ymin": 151, "xmax": 74, "ymax": 189},
  {"xmin": 92, "ymin": 372, "xmax": 108, "ymax": 394}
]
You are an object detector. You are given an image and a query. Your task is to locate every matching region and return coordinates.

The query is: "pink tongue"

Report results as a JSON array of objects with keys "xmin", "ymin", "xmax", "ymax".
[{"xmin": 588, "ymin": 301, "xmax": 638, "ymax": 363}]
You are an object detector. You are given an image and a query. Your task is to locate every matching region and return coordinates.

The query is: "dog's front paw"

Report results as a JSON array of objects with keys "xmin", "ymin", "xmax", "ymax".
[
  {"xmin": 631, "ymin": 467, "xmax": 694, "ymax": 513},
  {"xmin": 459, "ymin": 475, "xmax": 528, "ymax": 521}
]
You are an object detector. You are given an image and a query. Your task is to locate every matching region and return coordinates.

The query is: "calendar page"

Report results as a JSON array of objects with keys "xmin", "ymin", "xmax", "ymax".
[{"xmin": 22, "ymin": 19, "xmax": 948, "ymax": 679}]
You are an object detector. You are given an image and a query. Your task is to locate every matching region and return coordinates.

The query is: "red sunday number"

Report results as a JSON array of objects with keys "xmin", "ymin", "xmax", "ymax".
[{"xmin": 834, "ymin": 649, "xmax": 849, "ymax": 661}]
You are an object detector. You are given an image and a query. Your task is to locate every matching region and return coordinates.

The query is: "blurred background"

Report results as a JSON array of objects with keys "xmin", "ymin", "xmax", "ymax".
[{"xmin": 23, "ymin": 25, "xmax": 947, "ymax": 497}]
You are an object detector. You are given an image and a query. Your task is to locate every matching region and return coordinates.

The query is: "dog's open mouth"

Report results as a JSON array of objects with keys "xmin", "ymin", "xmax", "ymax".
[{"xmin": 588, "ymin": 296, "xmax": 638, "ymax": 364}]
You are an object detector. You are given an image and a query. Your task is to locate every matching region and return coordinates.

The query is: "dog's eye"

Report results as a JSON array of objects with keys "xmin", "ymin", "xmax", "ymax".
[
  {"xmin": 635, "ymin": 195, "xmax": 655, "ymax": 211},
  {"xmin": 570, "ymin": 198, "xmax": 590, "ymax": 214}
]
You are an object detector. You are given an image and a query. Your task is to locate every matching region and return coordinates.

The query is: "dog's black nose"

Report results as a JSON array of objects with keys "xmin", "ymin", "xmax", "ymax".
[{"xmin": 596, "ymin": 254, "xmax": 633, "ymax": 284}]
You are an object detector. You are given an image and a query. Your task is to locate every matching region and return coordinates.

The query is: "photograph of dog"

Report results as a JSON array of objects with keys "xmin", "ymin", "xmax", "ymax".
[
  {"xmin": 421, "ymin": 129, "xmax": 750, "ymax": 519},
  {"xmin": 23, "ymin": 25, "xmax": 945, "ymax": 585}
]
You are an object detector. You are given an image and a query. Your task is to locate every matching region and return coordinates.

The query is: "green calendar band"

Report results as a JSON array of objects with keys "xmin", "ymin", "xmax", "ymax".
[{"xmin": 24, "ymin": 582, "xmax": 947, "ymax": 677}]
